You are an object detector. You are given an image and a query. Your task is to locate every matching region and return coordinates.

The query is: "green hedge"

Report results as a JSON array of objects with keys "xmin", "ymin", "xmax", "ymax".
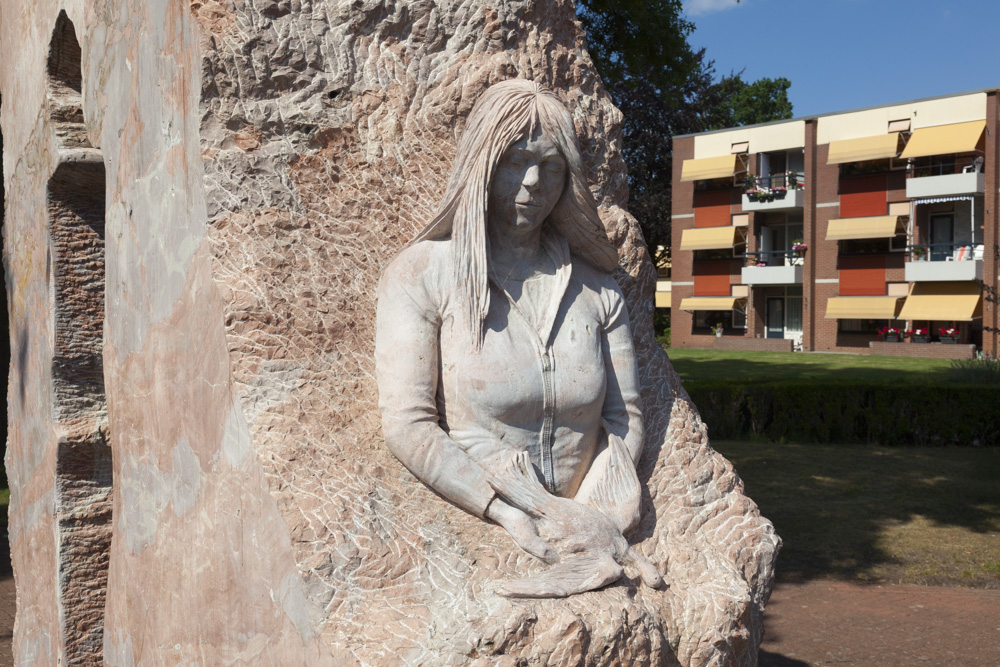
[{"xmin": 685, "ymin": 381, "xmax": 999, "ymax": 446}]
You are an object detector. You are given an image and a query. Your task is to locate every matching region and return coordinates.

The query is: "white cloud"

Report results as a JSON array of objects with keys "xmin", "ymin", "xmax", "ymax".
[{"xmin": 683, "ymin": 0, "xmax": 742, "ymax": 16}]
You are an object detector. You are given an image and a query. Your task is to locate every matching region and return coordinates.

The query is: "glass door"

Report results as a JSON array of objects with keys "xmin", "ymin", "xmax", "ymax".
[
  {"xmin": 930, "ymin": 214, "xmax": 954, "ymax": 261},
  {"xmin": 766, "ymin": 297, "xmax": 785, "ymax": 339}
]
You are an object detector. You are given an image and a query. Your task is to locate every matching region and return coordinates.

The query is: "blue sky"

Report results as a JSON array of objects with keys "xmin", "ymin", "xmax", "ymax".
[{"xmin": 683, "ymin": 0, "xmax": 1000, "ymax": 119}]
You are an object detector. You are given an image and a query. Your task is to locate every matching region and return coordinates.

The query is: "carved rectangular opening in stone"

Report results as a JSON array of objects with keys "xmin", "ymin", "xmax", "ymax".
[
  {"xmin": 47, "ymin": 12, "xmax": 112, "ymax": 656},
  {"xmin": 47, "ymin": 11, "xmax": 90, "ymax": 149},
  {"xmin": 49, "ymin": 156, "xmax": 112, "ymax": 666}
]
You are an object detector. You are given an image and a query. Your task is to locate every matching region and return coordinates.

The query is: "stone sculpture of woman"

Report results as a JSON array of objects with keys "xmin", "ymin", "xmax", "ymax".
[{"xmin": 375, "ymin": 79, "xmax": 662, "ymax": 598}]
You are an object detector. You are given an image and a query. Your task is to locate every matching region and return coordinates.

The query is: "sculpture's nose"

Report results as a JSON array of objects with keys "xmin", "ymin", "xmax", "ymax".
[{"xmin": 522, "ymin": 164, "xmax": 541, "ymax": 190}]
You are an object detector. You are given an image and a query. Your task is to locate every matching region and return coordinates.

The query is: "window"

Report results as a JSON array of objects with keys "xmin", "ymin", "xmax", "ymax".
[
  {"xmin": 694, "ymin": 248, "xmax": 737, "ymax": 261},
  {"xmin": 840, "ymin": 238, "xmax": 904, "ymax": 255},
  {"xmin": 838, "ymin": 318, "xmax": 893, "ymax": 333},
  {"xmin": 694, "ymin": 309, "xmax": 746, "ymax": 331}
]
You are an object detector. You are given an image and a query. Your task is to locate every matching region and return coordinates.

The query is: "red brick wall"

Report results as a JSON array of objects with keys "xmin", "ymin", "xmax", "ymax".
[
  {"xmin": 985, "ymin": 93, "xmax": 999, "ymax": 357},
  {"xmin": 870, "ymin": 342, "xmax": 976, "ymax": 359},
  {"xmin": 693, "ymin": 189, "xmax": 734, "ymax": 228},
  {"xmin": 693, "ymin": 260, "xmax": 733, "ymax": 296},
  {"xmin": 839, "ymin": 255, "xmax": 886, "ymax": 295},
  {"xmin": 671, "ymin": 137, "xmax": 695, "ymax": 349},
  {"xmin": 840, "ymin": 173, "xmax": 888, "ymax": 217}
]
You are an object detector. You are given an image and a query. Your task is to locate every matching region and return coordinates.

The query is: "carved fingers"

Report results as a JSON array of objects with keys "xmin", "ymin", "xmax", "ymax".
[{"xmin": 485, "ymin": 496, "xmax": 559, "ymax": 565}]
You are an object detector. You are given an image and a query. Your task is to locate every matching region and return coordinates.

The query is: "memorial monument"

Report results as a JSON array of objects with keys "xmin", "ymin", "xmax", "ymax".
[{"xmin": 0, "ymin": 1, "xmax": 779, "ymax": 664}]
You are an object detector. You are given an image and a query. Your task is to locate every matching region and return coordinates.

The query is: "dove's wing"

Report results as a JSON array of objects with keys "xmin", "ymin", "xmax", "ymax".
[{"xmin": 576, "ymin": 431, "xmax": 641, "ymax": 534}]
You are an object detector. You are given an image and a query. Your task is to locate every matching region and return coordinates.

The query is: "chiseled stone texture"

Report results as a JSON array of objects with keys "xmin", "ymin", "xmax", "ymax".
[
  {"xmin": 199, "ymin": 1, "xmax": 779, "ymax": 665},
  {"xmin": 2, "ymin": 0, "xmax": 779, "ymax": 665}
]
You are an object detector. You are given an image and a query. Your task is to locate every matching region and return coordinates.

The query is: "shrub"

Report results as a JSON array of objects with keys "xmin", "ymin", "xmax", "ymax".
[
  {"xmin": 948, "ymin": 357, "xmax": 1000, "ymax": 385},
  {"xmin": 687, "ymin": 381, "xmax": 1000, "ymax": 446}
]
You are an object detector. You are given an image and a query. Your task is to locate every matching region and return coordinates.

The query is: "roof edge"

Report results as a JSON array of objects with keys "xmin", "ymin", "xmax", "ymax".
[{"xmin": 673, "ymin": 86, "xmax": 1000, "ymax": 140}]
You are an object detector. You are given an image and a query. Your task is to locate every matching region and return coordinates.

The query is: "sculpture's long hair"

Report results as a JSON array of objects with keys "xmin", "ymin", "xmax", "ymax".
[{"xmin": 413, "ymin": 79, "xmax": 618, "ymax": 349}]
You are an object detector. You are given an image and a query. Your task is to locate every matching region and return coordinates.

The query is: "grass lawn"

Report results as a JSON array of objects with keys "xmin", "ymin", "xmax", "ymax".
[
  {"xmin": 666, "ymin": 348, "xmax": 957, "ymax": 385},
  {"xmin": 713, "ymin": 440, "xmax": 1000, "ymax": 588}
]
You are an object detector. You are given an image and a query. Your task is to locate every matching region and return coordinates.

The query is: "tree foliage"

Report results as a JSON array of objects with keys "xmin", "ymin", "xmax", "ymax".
[{"xmin": 576, "ymin": 2, "xmax": 793, "ymax": 268}]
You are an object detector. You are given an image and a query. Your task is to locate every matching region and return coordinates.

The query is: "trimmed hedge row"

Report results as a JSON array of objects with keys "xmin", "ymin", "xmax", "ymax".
[{"xmin": 685, "ymin": 381, "xmax": 999, "ymax": 446}]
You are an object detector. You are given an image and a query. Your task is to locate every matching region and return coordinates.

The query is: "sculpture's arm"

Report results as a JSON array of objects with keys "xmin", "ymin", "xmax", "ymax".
[
  {"xmin": 572, "ymin": 285, "xmax": 644, "ymax": 531},
  {"xmin": 597, "ymin": 287, "xmax": 644, "ymax": 465},
  {"xmin": 375, "ymin": 266, "xmax": 496, "ymax": 519}
]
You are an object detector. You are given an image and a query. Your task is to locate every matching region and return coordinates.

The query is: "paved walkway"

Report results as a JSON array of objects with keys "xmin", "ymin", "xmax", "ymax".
[
  {"xmin": 759, "ymin": 580, "xmax": 1000, "ymax": 666},
  {"xmin": 0, "ymin": 577, "xmax": 996, "ymax": 664}
]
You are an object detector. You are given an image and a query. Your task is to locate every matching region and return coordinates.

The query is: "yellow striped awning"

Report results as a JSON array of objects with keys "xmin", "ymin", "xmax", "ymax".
[
  {"xmin": 680, "ymin": 226, "xmax": 740, "ymax": 251},
  {"xmin": 827, "ymin": 134, "xmax": 901, "ymax": 164},
  {"xmin": 826, "ymin": 216, "xmax": 902, "ymax": 241},
  {"xmin": 680, "ymin": 155, "xmax": 739, "ymax": 182},
  {"xmin": 825, "ymin": 296, "xmax": 903, "ymax": 319},
  {"xmin": 680, "ymin": 297, "xmax": 743, "ymax": 311},
  {"xmin": 899, "ymin": 282, "xmax": 983, "ymax": 321},
  {"xmin": 899, "ymin": 120, "xmax": 986, "ymax": 159}
]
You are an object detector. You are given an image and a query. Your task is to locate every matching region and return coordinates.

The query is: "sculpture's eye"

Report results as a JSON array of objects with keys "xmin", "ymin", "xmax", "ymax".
[
  {"xmin": 542, "ymin": 157, "xmax": 566, "ymax": 175},
  {"xmin": 503, "ymin": 151, "xmax": 528, "ymax": 168}
]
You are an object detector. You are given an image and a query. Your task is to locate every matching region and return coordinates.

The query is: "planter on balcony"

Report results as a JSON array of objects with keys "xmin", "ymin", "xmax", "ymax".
[
  {"xmin": 883, "ymin": 335, "xmax": 901, "ymax": 343},
  {"xmin": 741, "ymin": 188, "xmax": 804, "ymax": 212},
  {"xmin": 911, "ymin": 335, "xmax": 929, "ymax": 344},
  {"xmin": 940, "ymin": 338, "xmax": 959, "ymax": 344}
]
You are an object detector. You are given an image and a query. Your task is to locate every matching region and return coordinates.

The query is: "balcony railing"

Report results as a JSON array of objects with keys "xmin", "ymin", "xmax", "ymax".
[
  {"xmin": 905, "ymin": 157, "xmax": 986, "ymax": 198},
  {"xmin": 908, "ymin": 157, "xmax": 982, "ymax": 178},
  {"xmin": 907, "ymin": 242, "xmax": 982, "ymax": 263},
  {"xmin": 741, "ymin": 250, "xmax": 804, "ymax": 285},
  {"xmin": 744, "ymin": 249, "xmax": 805, "ymax": 267},
  {"xmin": 905, "ymin": 243, "xmax": 983, "ymax": 282},
  {"xmin": 743, "ymin": 171, "xmax": 805, "ymax": 198}
]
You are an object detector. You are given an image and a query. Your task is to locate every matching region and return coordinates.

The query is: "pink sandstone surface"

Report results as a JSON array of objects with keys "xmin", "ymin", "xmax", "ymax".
[{"xmin": 0, "ymin": 0, "xmax": 779, "ymax": 665}]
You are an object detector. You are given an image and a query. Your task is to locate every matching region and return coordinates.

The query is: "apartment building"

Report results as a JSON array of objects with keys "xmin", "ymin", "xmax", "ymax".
[{"xmin": 670, "ymin": 88, "xmax": 999, "ymax": 359}]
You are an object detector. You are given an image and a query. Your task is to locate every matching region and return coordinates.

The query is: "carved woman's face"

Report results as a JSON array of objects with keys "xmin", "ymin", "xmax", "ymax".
[{"xmin": 488, "ymin": 129, "xmax": 567, "ymax": 237}]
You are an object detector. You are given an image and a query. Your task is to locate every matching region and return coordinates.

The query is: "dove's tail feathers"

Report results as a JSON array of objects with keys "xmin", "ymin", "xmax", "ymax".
[
  {"xmin": 496, "ymin": 553, "xmax": 624, "ymax": 598},
  {"xmin": 488, "ymin": 450, "xmax": 555, "ymax": 519}
]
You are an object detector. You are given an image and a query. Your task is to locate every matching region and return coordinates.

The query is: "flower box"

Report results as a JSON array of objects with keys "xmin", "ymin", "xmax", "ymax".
[
  {"xmin": 911, "ymin": 335, "xmax": 929, "ymax": 344},
  {"xmin": 877, "ymin": 326, "xmax": 902, "ymax": 342},
  {"xmin": 937, "ymin": 327, "xmax": 960, "ymax": 344}
]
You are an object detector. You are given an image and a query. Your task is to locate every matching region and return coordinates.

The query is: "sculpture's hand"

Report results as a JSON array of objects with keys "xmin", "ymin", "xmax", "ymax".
[{"xmin": 486, "ymin": 497, "xmax": 559, "ymax": 564}]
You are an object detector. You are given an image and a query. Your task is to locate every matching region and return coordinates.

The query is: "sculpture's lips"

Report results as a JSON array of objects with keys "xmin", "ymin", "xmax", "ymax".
[{"xmin": 515, "ymin": 200, "xmax": 542, "ymax": 208}]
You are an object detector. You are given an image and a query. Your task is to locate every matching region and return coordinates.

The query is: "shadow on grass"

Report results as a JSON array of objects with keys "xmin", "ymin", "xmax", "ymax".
[{"xmin": 713, "ymin": 441, "xmax": 1000, "ymax": 587}]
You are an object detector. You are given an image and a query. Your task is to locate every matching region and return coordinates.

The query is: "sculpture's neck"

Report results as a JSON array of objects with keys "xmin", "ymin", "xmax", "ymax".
[{"xmin": 488, "ymin": 223, "xmax": 548, "ymax": 281}]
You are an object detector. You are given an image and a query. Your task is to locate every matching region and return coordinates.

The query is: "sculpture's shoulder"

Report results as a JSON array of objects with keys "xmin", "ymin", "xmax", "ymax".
[
  {"xmin": 569, "ymin": 253, "xmax": 626, "ymax": 312},
  {"xmin": 381, "ymin": 239, "xmax": 452, "ymax": 289},
  {"xmin": 378, "ymin": 238, "xmax": 453, "ymax": 314}
]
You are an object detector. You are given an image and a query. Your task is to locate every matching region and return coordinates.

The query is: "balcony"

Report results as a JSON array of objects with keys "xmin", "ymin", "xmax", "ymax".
[
  {"xmin": 741, "ymin": 172, "xmax": 805, "ymax": 212},
  {"xmin": 904, "ymin": 243, "xmax": 984, "ymax": 282},
  {"xmin": 741, "ymin": 250, "xmax": 804, "ymax": 285},
  {"xmin": 906, "ymin": 158, "xmax": 985, "ymax": 199}
]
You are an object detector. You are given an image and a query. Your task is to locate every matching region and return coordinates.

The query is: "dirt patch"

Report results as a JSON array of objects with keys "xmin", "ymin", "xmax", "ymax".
[{"xmin": 760, "ymin": 579, "xmax": 1000, "ymax": 666}]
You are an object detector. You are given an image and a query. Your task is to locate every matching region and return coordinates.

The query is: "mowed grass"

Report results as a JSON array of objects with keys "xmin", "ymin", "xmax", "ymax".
[
  {"xmin": 713, "ymin": 440, "xmax": 1000, "ymax": 588},
  {"xmin": 666, "ymin": 348, "xmax": 956, "ymax": 385}
]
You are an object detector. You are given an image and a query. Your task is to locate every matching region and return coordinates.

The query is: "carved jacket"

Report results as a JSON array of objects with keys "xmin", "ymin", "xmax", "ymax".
[{"xmin": 375, "ymin": 231, "xmax": 643, "ymax": 519}]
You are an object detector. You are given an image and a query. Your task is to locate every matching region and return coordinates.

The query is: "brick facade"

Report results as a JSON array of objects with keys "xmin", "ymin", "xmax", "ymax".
[
  {"xmin": 670, "ymin": 90, "xmax": 1000, "ymax": 358},
  {"xmin": 869, "ymin": 342, "xmax": 977, "ymax": 359}
]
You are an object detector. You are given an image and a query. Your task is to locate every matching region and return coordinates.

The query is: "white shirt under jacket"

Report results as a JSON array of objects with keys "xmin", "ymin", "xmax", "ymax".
[{"xmin": 375, "ymin": 230, "xmax": 643, "ymax": 520}]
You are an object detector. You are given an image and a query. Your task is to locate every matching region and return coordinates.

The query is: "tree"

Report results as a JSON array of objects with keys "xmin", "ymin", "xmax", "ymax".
[{"xmin": 576, "ymin": 2, "xmax": 793, "ymax": 269}]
